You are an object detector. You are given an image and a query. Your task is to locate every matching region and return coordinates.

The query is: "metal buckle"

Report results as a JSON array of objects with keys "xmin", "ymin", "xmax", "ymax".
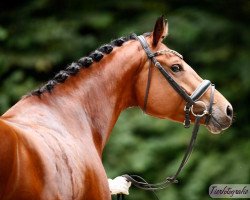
[{"xmin": 184, "ymin": 105, "xmax": 191, "ymax": 112}]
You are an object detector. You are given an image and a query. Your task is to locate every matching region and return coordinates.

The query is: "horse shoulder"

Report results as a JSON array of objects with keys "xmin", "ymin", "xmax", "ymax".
[
  {"xmin": 0, "ymin": 117, "xmax": 111, "ymax": 200},
  {"xmin": 0, "ymin": 119, "xmax": 44, "ymax": 200}
]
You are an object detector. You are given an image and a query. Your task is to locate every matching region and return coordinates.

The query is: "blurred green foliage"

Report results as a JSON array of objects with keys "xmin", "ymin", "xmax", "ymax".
[{"xmin": 0, "ymin": 0, "xmax": 249, "ymax": 200}]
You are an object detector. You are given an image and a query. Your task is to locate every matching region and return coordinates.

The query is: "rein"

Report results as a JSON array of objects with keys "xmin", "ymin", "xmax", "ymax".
[{"xmin": 117, "ymin": 34, "xmax": 215, "ymax": 199}]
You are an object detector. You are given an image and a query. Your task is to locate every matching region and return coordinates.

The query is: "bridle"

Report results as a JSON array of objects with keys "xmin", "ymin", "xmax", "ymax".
[
  {"xmin": 135, "ymin": 34, "xmax": 215, "ymax": 127},
  {"xmin": 117, "ymin": 34, "xmax": 215, "ymax": 200}
]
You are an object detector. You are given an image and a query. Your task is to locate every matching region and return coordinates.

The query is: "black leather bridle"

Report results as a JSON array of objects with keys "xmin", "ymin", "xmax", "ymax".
[
  {"xmin": 117, "ymin": 34, "xmax": 215, "ymax": 200},
  {"xmin": 134, "ymin": 34, "xmax": 215, "ymax": 127}
]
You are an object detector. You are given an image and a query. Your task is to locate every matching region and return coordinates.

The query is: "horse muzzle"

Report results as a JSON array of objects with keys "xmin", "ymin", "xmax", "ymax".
[{"xmin": 206, "ymin": 104, "xmax": 233, "ymax": 134}]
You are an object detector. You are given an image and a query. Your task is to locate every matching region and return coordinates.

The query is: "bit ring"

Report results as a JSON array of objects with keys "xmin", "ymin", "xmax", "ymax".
[{"xmin": 191, "ymin": 101, "xmax": 208, "ymax": 117}]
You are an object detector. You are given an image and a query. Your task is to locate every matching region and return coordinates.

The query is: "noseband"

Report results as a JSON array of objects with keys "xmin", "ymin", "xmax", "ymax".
[{"xmin": 119, "ymin": 34, "xmax": 215, "ymax": 199}]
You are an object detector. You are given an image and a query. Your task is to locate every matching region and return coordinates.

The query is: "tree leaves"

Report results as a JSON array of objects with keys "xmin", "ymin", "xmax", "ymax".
[{"xmin": 0, "ymin": 1, "xmax": 249, "ymax": 200}]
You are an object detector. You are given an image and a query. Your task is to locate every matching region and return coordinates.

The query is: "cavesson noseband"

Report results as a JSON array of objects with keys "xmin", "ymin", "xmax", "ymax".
[{"xmin": 118, "ymin": 34, "xmax": 215, "ymax": 200}]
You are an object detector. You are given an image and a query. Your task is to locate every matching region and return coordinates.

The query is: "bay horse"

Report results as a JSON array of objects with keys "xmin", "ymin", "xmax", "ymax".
[{"xmin": 0, "ymin": 16, "xmax": 233, "ymax": 200}]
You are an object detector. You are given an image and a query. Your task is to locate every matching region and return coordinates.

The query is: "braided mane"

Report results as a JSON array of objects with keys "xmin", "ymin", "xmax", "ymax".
[{"xmin": 31, "ymin": 34, "xmax": 138, "ymax": 96}]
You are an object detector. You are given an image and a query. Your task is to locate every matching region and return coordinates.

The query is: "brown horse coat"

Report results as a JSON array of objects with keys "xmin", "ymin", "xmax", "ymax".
[{"xmin": 0, "ymin": 17, "xmax": 232, "ymax": 200}]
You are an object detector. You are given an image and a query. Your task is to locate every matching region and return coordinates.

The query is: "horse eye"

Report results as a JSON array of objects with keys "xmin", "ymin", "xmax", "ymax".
[{"xmin": 171, "ymin": 64, "xmax": 182, "ymax": 72}]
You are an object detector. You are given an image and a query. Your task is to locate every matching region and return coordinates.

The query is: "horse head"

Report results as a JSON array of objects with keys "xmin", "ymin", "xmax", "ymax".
[{"xmin": 135, "ymin": 16, "xmax": 233, "ymax": 133}]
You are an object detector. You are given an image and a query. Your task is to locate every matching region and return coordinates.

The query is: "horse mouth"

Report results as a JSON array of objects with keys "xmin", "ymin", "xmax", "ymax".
[{"xmin": 206, "ymin": 115, "xmax": 231, "ymax": 134}]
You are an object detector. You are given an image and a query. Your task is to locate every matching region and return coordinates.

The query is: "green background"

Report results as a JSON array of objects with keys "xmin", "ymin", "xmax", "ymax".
[{"xmin": 0, "ymin": 0, "xmax": 249, "ymax": 199}]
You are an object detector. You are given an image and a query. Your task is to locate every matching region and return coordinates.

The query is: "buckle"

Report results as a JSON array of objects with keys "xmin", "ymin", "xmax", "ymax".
[
  {"xmin": 184, "ymin": 105, "xmax": 191, "ymax": 112},
  {"xmin": 166, "ymin": 177, "xmax": 178, "ymax": 184}
]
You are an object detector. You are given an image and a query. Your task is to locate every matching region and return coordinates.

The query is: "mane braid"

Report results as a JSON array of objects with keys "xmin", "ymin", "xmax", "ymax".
[{"xmin": 31, "ymin": 34, "xmax": 137, "ymax": 96}]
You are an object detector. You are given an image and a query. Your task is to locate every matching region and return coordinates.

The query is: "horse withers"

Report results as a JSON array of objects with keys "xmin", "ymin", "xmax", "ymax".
[{"xmin": 0, "ymin": 16, "xmax": 233, "ymax": 200}]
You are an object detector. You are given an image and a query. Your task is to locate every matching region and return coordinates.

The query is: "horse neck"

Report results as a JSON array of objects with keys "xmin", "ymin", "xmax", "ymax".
[{"xmin": 36, "ymin": 40, "xmax": 143, "ymax": 153}]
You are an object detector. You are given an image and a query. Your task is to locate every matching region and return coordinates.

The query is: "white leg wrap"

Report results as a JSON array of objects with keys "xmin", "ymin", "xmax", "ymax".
[{"xmin": 108, "ymin": 176, "xmax": 131, "ymax": 195}]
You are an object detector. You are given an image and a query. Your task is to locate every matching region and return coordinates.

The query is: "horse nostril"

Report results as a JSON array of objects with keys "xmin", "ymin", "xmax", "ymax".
[{"xmin": 226, "ymin": 105, "xmax": 233, "ymax": 118}]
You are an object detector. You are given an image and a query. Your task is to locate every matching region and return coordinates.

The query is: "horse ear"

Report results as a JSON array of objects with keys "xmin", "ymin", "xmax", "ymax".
[{"xmin": 152, "ymin": 16, "xmax": 168, "ymax": 47}]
